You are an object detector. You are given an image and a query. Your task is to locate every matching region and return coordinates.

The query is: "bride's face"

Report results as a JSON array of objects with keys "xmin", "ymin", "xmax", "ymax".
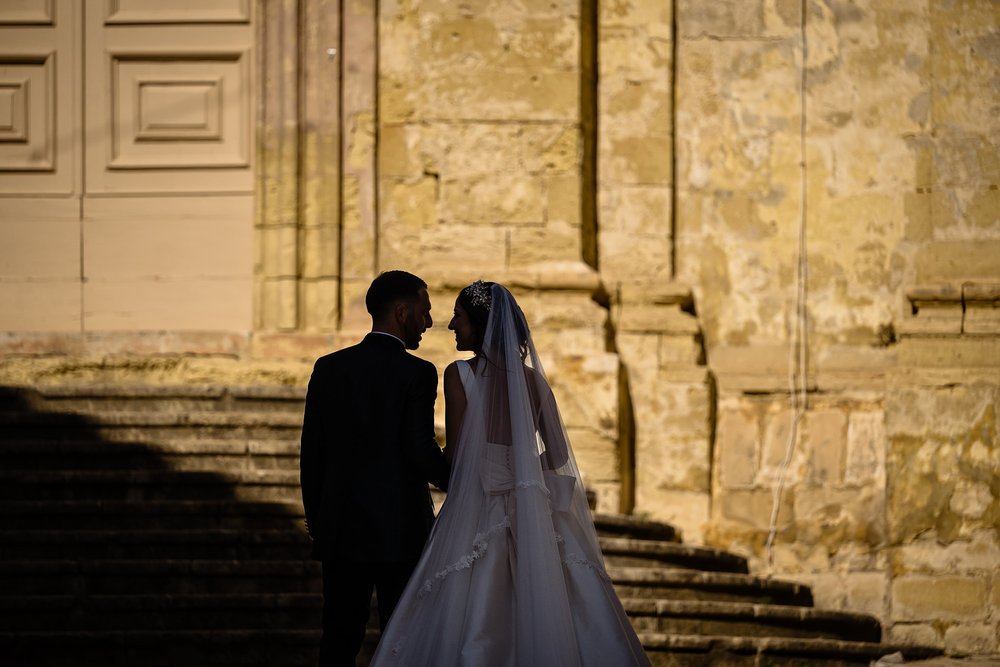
[{"xmin": 448, "ymin": 299, "xmax": 477, "ymax": 352}]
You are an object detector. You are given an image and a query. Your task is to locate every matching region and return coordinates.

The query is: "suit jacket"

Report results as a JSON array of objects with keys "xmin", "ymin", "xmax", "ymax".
[{"xmin": 300, "ymin": 333, "xmax": 450, "ymax": 563}]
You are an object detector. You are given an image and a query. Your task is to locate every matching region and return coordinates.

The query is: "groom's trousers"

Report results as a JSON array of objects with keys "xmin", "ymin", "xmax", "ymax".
[{"xmin": 319, "ymin": 556, "xmax": 418, "ymax": 667}]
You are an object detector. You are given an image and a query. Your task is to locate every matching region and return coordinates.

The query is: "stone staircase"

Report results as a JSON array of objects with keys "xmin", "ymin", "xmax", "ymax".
[{"xmin": 0, "ymin": 385, "xmax": 941, "ymax": 667}]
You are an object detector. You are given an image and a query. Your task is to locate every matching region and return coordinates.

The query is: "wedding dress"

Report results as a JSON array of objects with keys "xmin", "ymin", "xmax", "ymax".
[{"xmin": 370, "ymin": 284, "xmax": 650, "ymax": 667}]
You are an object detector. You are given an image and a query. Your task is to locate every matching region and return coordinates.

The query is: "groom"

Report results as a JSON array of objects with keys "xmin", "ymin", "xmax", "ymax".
[{"xmin": 300, "ymin": 270, "xmax": 451, "ymax": 667}]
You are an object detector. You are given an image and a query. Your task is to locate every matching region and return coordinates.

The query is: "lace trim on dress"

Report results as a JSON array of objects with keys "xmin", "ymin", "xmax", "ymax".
[
  {"xmin": 563, "ymin": 552, "xmax": 612, "ymax": 582},
  {"xmin": 417, "ymin": 514, "xmax": 512, "ymax": 599},
  {"xmin": 515, "ymin": 479, "xmax": 549, "ymax": 493}
]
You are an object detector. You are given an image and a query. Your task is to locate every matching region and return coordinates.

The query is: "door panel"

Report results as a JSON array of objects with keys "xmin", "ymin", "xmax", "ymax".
[
  {"xmin": 81, "ymin": 0, "xmax": 254, "ymax": 331},
  {"xmin": 84, "ymin": 10, "xmax": 253, "ymax": 193},
  {"xmin": 0, "ymin": 0, "xmax": 77, "ymax": 193}
]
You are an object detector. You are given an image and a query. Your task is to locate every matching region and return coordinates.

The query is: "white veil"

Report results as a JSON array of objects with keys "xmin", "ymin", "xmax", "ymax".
[{"xmin": 371, "ymin": 284, "xmax": 648, "ymax": 666}]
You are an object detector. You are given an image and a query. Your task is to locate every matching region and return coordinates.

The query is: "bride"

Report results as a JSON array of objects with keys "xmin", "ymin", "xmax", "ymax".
[{"xmin": 370, "ymin": 281, "xmax": 650, "ymax": 667}]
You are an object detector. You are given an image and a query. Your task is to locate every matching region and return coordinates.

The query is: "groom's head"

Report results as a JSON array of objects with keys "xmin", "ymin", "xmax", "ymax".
[{"xmin": 366, "ymin": 271, "xmax": 432, "ymax": 350}]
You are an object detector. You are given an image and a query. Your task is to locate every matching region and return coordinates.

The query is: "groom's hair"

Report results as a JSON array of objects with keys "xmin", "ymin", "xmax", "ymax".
[{"xmin": 366, "ymin": 270, "xmax": 427, "ymax": 319}]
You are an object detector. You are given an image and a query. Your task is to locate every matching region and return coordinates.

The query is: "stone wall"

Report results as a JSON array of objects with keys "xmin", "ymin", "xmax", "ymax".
[{"xmin": 673, "ymin": 0, "xmax": 1000, "ymax": 655}]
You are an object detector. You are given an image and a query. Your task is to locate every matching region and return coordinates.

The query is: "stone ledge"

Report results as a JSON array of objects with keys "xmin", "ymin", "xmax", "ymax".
[
  {"xmin": 901, "ymin": 282, "xmax": 1000, "ymax": 337},
  {"xmin": 432, "ymin": 261, "xmax": 601, "ymax": 292}
]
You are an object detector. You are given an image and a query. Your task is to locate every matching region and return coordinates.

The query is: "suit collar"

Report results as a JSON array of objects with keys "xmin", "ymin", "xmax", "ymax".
[{"xmin": 363, "ymin": 332, "xmax": 406, "ymax": 350}]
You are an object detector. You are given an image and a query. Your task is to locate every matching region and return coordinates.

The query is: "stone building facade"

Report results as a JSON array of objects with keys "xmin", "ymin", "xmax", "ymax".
[{"xmin": 0, "ymin": 0, "xmax": 997, "ymax": 656}]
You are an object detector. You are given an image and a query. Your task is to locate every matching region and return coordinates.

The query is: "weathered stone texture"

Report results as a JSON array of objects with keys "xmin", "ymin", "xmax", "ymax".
[{"xmin": 892, "ymin": 576, "xmax": 989, "ymax": 622}]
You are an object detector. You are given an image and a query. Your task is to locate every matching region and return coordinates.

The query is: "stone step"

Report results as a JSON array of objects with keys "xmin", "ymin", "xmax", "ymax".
[
  {"xmin": 0, "ymin": 410, "xmax": 303, "ymax": 442},
  {"xmin": 608, "ymin": 566, "xmax": 812, "ymax": 606},
  {"xmin": 0, "ymin": 384, "xmax": 306, "ymax": 415},
  {"xmin": 0, "ymin": 629, "xmax": 336, "ymax": 667},
  {"xmin": 623, "ymin": 599, "xmax": 881, "ymax": 643},
  {"xmin": 0, "ymin": 593, "xmax": 323, "ymax": 632},
  {"xmin": 0, "ymin": 559, "xmax": 807, "ymax": 607},
  {"xmin": 0, "ymin": 559, "xmax": 321, "ymax": 595},
  {"xmin": 639, "ymin": 633, "xmax": 942, "ymax": 666},
  {"xmin": 0, "ymin": 439, "xmax": 299, "ymax": 471},
  {"xmin": 600, "ymin": 536, "xmax": 749, "ymax": 573},
  {"xmin": 0, "ymin": 529, "xmax": 312, "ymax": 560},
  {"xmin": 0, "ymin": 499, "xmax": 305, "ymax": 530},
  {"xmin": 0, "ymin": 469, "xmax": 302, "ymax": 502},
  {"xmin": 0, "ymin": 593, "xmax": 881, "ymax": 646},
  {"xmin": 592, "ymin": 513, "xmax": 679, "ymax": 542}
]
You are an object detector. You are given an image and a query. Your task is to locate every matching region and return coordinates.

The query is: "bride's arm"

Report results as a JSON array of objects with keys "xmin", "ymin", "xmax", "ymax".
[{"xmin": 443, "ymin": 361, "xmax": 467, "ymax": 466}]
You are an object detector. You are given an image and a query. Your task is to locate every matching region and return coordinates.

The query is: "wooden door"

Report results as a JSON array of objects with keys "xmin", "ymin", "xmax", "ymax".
[{"xmin": 0, "ymin": 0, "xmax": 255, "ymax": 333}]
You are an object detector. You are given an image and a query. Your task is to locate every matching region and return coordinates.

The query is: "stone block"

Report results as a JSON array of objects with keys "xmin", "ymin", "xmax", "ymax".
[
  {"xmin": 378, "ymin": 124, "xmax": 422, "ymax": 178},
  {"xmin": 567, "ymin": 427, "xmax": 619, "ymax": 481},
  {"xmin": 381, "ymin": 176, "xmax": 438, "ymax": 230},
  {"xmin": 615, "ymin": 304, "xmax": 699, "ymax": 335},
  {"xmin": 598, "ymin": 184, "xmax": 671, "ymax": 235},
  {"xmin": 599, "ymin": 230, "xmax": 672, "ymax": 282},
  {"xmin": 301, "ymin": 224, "xmax": 340, "ymax": 278},
  {"xmin": 891, "ymin": 576, "xmax": 988, "ymax": 622},
  {"xmin": 964, "ymin": 283, "xmax": 1000, "ymax": 335},
  {"xmin": 794, "ymin": 486, "xmax": 885, "ymax": 549},
  {"xmin": 845, "ymin": 410, "xmax": 886, "ymax": 486},
  {"xmin": 299, "ymin": 279, "xmax": 340, "ymax": 332},
  {"xmin": 886, "ymin": 623, "xmax": 941, "ymax": 648},
  {"xmin": 717, "ymin": 488, "xmax": 793, "ymax": 533},
  {"xmin": 545, "ymin": 174, "xmax": 581, "ymax": 226},
  {"xmin": 426, "ymin": 69, "xmax": 579, "ymax": 123},
  {"xmin": 892, "ymin": 531, "xmax": 1000, "ymax": 575},
  {"xmin": 547, "ymin": 353, "xmax": 618, "ymax": 432},
  {"xmin": 637, "ymin": 434, "xmax": 711, "ymax": 492},
  {"xmin": 678, "ymin": 0, "xmax": 765, "ymax": 38},
  {"xmin": 760, "ymin": 408, "xmax": 803, "ymax": 485},
  {"xmin": 599, "ymin": 30, "xmax": 670, "ymax": 80},
  {"xmin": 380, "ymin": 225, "xmax": 506, "ymax": 276},
  {"xmin": 529, "ymin": 292, "xmax": 606, "ymax": 331},
  {"xmin": 657, "ymin": 335, "xmax": 702, "ymax": 366},
  {"xmin": 897, "ymin": 337, "xmax": 1000, "ymax": 370},
  {"xmin": 616, "ymin": 333, "xmax": 659, "ymax": 367},
  {"xmin": 591, "ymin": 481, "xmax": 621, "ymax": 516},
  {"xmin": 915, "ymin": 240, "xmax": 1000, "ymax": 282},
  {"xmin": 508, "ymin": 223, "xmax": 582, "ymax": 266},
  {"xmin": 258, "ymin": 225, "xmax": 299, "ymax": 278},
  {"xmin": 635, "ymin": 489, "xmax": 709, "ymax": 545},
  {"xmin": 441, "ymin": 174, "xmax": 545, "ymax": 225},
  {"xmin": 845, "ymin": 572, "xmax": 888, "ymax": 619},
  {"xmin": 804, "ymin": 409, "xmax": 846, "ymax": 486},
  {"xmin": 604, "ymin": 136, "xmax": 673, "ymax": 185},
  {"xmin": 944, "ymin": 624, "xmax": 999, "ymax": 656},
  {"xmin": 886, "ymin": 384, "xmax": 995, "ymax": 439},
  {"xmin": 717, "ymin": 408, "xmax": 759, "ymax": 488}
]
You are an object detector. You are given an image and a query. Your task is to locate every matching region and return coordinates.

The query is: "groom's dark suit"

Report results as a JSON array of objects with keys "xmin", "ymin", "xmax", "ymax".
[{"xmin": 300, "ymin": 332, "xmax": 450, "ymax": 666}]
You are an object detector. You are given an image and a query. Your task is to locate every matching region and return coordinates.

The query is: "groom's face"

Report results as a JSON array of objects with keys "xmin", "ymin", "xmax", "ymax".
[{"xmin": 401, "ymin": 288, "xmax": 433, "ymax": 349}]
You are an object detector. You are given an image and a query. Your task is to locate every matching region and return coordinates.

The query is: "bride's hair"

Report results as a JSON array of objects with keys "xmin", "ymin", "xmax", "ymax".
[
  {"xmin": 459, "ymin": 281, "xmax": 530, "ymax": 365},
  {"xmin": 457, "ymin": 281, "xmax": 494, "ymax": 354}
]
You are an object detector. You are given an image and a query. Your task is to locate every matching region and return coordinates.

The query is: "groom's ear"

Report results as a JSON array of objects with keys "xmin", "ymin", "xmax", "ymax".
[{"xmin": 392, "ymin": 300, "xmax": 409, "ymax": 324}]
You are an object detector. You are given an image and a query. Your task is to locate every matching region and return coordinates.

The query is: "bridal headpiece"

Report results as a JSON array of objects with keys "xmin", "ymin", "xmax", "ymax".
[{"xmin": 464, "ymin": 280, "xmax": 492, "ymax": 310}]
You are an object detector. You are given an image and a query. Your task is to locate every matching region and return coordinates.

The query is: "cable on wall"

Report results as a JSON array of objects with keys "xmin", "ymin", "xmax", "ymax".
[{"xmin": 765, "ymin": 0, "xmax": 811, "ymax": 569}]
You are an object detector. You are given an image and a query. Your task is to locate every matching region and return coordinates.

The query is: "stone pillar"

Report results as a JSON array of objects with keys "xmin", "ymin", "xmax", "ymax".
[
  {"xmin": 597, "ymin": 0, "xmax": 674, "ymax": 283},
  {"xmin": 255, "ymin": 0, "xmax": 377, "ymax": 337},
  {"xmin": 611, "ymin": 283, "xmax": 711, "ymax": 540},
  {"xmin": 256, "ymin": 0, "xmax": 303, "ymax": 331}
]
